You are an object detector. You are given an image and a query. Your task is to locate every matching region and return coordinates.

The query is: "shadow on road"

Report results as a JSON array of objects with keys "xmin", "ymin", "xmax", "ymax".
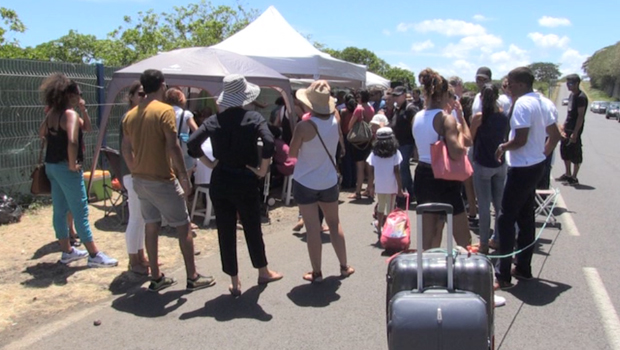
[
  {"xmin": 287, "ymin": 276, "xmax": 342, "ymax": 308},
  {"xmin": 572, "ymin": 184, "xmax": 596, "ymax": 190},
  {"xmin": 108, "ymin": 271, "xmax": 150, "ymax": 295},
  {"xmin": 21, "ymin": 262, "xmax": 89, "ymax": 288},
  {"xmin": 506, "ymin": 277, "xmax": 572, "ymax": 306},
  {"xmin": 112, "ymin": 289, "xmax": 189, "ymax": 317},
  {"xmin": 30, "ymin": 241, "xmax": 61, "ymax": 260},
  {"xmin": 292, "ymin": 231, "xmax": 331, "ymax": 244},
  {"xmin": 179, "ymin": 284, "xmax": 272, "ymax": 322}
]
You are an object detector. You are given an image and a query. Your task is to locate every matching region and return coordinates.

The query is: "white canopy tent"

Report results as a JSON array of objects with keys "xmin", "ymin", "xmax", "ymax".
[
  {"xmin": 211, "ymin": 6, "xmax": 366, "ymax": 88},
  {"xmin": 89, "ymin": 47, "xmax": 292, "ymax": 194},
  {"xmin": 366, "ymin": 71, "xmax": 390, "ymax": 90}
]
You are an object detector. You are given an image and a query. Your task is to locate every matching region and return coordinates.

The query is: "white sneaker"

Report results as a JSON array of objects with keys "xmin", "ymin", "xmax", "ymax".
[
  {"xmin": 87, "ymin": 251, "xmax": 119, "ymax": 268},
  {"xmin": 494, "ymin": 294, "xmax": 507, "ymax": 307},
  {"xmin": 60, "ymin": 248, "xmax": 88, "ymax": 264}
]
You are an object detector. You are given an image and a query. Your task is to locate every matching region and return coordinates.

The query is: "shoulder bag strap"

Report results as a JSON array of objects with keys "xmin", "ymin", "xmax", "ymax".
[
  {"xmin": 433, "ymin": 111, "xmax": 445, "ymax": 141},
  {"xmin": 178, "ymin": 109, "xmax": 185, "ymax": 138},
  {"xmin": 307, "ymin": 119, "xmax": 339, "ymax": 174},
  {"xmin": 38, "ymin": 138, "xmax": 46, "ymax": 164}
]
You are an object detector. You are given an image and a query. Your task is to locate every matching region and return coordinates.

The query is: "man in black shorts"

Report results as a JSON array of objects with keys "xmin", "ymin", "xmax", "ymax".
[{"xmin": 557, "ymin": 74, "xmax": 587, "ymax": 185}]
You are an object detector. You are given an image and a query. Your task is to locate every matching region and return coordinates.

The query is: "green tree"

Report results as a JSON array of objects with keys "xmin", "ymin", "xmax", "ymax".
[
  {"xmin": 383, "ymin": 66, "xmax": 415, "ymax": 87},
  {"xmin": 0, "ymin": 2, "xmax": 257, "ymax": 65},
  {"xmin": 30, "ymin": 30, "xmax": 102, "ymax": 64},
  {"xmin": 338, "ymin": 47, "xmax": 389, "ymax": 76},
  {"xmin": 527, "ymin": 62, "xmax": 561, "ymax": 85},
  {"xmin": 318, "ymin": 45, "xmax": 415, "ymax": 87},
  {"xmin": 582, "ymin": 42, "xmax": 620, "ymax": 96},
  {"xmin": 0, "ymin": 7, "xmax": 27, "ymax": 58},
  {"xmin": 105, "ymin": 1, "xmax": 257, "ymax": 65},
  {"xmin": 463, "ymin": 82, "xmax": 478, "ymax": 93},
  {"xmin": 0, "ymin": 7, "xmax": 25, "ymax": 45}
]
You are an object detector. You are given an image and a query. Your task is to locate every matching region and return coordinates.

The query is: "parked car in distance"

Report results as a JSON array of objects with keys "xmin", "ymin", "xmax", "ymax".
[
  {"xmin": 562, "ymin": 98, "xmax": 569, "ymax": 106},
  {"xmin": 606, "ymin": 102, "xmax": 620, "ymax": 119},
  {"xmin": 590, "ymin": 101, "xmax": 609, "ymax": 114}
]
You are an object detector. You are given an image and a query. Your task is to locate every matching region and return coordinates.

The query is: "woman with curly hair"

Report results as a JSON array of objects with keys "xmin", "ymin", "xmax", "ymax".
[
  {"xmin": 38, "ymin": 73, "xmax": 118, "ymax": 267},
  {"xmin": 412, "ymin": 68, "xmax": 472, "ymax": 249}
]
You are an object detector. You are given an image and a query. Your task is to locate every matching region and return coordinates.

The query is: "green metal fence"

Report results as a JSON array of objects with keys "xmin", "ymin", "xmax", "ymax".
[{"xmin": 0, "ymin": 59, "xmax": 122, "ymax": 196}]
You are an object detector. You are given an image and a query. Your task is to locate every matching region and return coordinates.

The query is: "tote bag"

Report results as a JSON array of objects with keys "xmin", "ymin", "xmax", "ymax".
[{"xmin": 430, "ymin": 139, "xmax": 473, "ymax": 182}]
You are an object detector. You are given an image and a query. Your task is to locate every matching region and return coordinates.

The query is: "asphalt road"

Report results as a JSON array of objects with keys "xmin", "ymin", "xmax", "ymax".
[{"xmin": 3, "ymin": 85, "xmax": 619, "ymax": 350}]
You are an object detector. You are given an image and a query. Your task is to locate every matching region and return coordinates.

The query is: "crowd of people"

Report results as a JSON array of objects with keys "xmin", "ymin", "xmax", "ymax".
[{"xmin": 38, "ymin": 62, "xmax": 585, "ymax": 293}]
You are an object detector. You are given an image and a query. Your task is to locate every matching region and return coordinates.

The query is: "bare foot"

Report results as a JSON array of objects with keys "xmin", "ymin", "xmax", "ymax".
[
  {"xmin": 292, "ymin": 219, "xmax": 304, "ymax": 231},
  {"xmin": 258, "ymin": 270, "xmax": 283, "ymax": 285}
]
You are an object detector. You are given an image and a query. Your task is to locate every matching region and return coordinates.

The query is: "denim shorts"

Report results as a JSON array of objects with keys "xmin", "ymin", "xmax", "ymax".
[
  {"xmin": 132, "ymin": 177, "xmax": 189, "ymax": 227},
  {"xmin": 293, "ymin": 180, "xmax": 339, "ymax": 205}
]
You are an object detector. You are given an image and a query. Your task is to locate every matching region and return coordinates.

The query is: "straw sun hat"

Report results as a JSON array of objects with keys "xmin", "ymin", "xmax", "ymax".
[
  {"xmin": 295, "ymin": 80, "xmax": 335, "ymax": 115},
  {"xmin": 217, "ymin": 74, "xmax": 260, "ymax": 109}
]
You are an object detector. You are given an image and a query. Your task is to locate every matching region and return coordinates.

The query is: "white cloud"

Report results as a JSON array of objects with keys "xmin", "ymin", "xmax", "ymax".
[
  {"xmin": 559, "ymin": 49, "xmax": 588, "ymax": 75},
  {"xmin": 527, "ymin": 32, "xmax": 570, "ymax": 49},
  {"xmin": 538, "ymin": 16, "xmax": 571, "ymax": 27},
  {"xmin": 443, "ymin": 34, "xmax": 503, "ymax": 58},
  {"xmin": 395, "ymin": 62, "xmax": 413, "ymax": 71},
  {"xmin": 453, "ymin": 60, "xmax": 475, "ymax": 71},
  {"xmin": 473, "ymin": 14, "xmax": 488, "ymax": 22},
  {"xmin": 382, "ymin": 29, "xmax": 391, "ymax": 36},
  {"xmin": 396, "ymin": 23, "xmax": 413, "ymax": 32},
  {"xmin": 489, "ymin": 45, "xmax": 531, "ymax": 77},
  {"xmin": 413, "ymin": 19, "xmax": 487, "ymax": 37},
  {"xmin": 411, "ymin": 40, "xmax": 435, "ymax": 52}
]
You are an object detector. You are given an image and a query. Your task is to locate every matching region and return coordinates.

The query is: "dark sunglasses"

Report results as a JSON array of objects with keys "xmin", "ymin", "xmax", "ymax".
[{"xmin": 137, "ymin": 92, "xmax": 146, "ymax": 97}]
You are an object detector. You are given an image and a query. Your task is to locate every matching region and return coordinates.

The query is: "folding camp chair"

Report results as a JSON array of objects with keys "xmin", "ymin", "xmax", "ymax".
[
  {"xmin": 100, "ymin": 147, "xmax": 128, "ymax": 224},
  {"xmin": 535, "ymin": 187, "xmax": 559, "ymax": 225}
]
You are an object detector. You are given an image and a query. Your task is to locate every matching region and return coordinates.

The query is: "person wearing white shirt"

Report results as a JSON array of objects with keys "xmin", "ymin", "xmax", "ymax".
[
  {"xmin": 493, "ymin": 67, "xmax": 561, "ymax": 290},
  {"xmin": 471, "ymin": 67, "xmax": 492, "ymax": 116},
  {"xmin": 498, "ymin": 77, "xmax": 513, "ymax": 117}
]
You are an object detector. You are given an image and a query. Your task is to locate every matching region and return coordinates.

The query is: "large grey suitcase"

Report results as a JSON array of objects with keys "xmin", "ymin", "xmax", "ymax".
[
  {"xmin": 386, "ymin": 219, "xmax": 494, "ymax": 337},
  {"xmin": 386, "ymin": 203, "xmax": 490, "ymax": 350}
]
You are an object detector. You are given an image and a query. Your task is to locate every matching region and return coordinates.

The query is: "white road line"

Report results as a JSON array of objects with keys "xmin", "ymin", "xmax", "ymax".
[
  {"xmin": 556, "ymin": 194, "xmax": 580, "ymax": 236},
  {"xmin": 2, "ymin": 304, "xmax": 104, "ymax": 350},
  {"xmin": 584, "ymin": 267, "xmax": 620, "ymax": 350}
]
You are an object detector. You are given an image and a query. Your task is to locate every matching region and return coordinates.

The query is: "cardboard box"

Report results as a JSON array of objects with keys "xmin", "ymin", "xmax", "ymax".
[{"xmin": 83, "ymin": 170, "xmax": 111, "ymax": 201}]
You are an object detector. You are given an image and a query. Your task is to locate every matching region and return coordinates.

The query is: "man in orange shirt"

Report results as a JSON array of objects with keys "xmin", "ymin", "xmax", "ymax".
[{"xmin": 122, "ymin": 69, "xmax": 215, "ymax": 292}]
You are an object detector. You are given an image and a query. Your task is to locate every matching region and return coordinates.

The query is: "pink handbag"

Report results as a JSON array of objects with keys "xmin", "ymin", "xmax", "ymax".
[{"xmin": 430, "ymin": 139, "xmax": 473, "ymax": 182}]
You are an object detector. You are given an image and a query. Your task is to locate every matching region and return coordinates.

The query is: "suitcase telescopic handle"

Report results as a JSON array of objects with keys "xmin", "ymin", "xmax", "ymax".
[
  {"xmin": 415, "ymin": 203, "xmax": 455, "ymax": 292},
  {"xmin": 415, "ymin": 203, "xmax": 454, "ymax": 215}
]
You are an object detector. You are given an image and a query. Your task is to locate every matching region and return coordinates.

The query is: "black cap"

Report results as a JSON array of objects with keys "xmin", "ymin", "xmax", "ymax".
[
  {"xmin": 476, "ymin": 67, "xmax": 492, "ymax": 80},
  {"xmin": 566, "ymin": 74, "xmax": 581, "ymax": 83},
  {"xmin": 391, "ymin": 86, "xmax": 406, "ymax": 96}
]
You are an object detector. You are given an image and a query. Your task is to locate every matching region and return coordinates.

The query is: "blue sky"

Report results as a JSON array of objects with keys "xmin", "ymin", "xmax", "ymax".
[{"xmin": 4, "ymin": 0, "xmax": 618, "ymax": 81}]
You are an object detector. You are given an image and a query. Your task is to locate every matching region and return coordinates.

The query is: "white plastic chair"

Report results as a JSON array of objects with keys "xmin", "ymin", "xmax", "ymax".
[
  {"xmin": 190, "ymin": 186, "xmax": 215, "ymax": 226},
  {"xmin": 281, "ymin": 174, "xmax": 294, "ymax": 206}
]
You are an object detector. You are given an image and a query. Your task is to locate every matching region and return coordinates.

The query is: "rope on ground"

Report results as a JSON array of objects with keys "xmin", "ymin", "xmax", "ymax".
[{"xmin": 425, "ymin": 193, "xmax": 559, "ymax": 259}]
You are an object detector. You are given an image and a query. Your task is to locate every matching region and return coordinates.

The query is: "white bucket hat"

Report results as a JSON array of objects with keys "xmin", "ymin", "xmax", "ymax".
[{"xmin": 217, "ymin": 74, "xmax": 260, "ymax": 109}]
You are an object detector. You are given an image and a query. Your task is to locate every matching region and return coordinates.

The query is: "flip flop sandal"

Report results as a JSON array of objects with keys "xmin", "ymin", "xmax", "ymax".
[{"xmin": 302, "ymin": 271, "xmax": 323, "ymax": 283}]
